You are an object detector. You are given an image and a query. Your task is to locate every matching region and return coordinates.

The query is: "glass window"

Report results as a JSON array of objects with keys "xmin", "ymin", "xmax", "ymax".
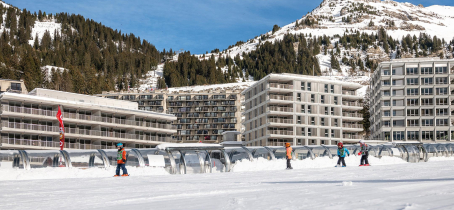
[
  {"xmin": 421, "ymin": 88, "xmax": 433, "ymax": 95},
  {"xmin": 384, "ymin": 111, "xmax": 390, "ymax": 116},
  {"xmin": 297, "ymin": 93, "xmax": 301, "ymax": 101},
  {"xmin": 407, "ymin": 88, "xmax": 418, "ymax": 96},
  {"xmin": 383, "ymin": 70, "xmax": 390, "ymax": 75},
  {"xmin": 421, "ymin": 78, "xmax": 433, "ymax": 85},
  {"xmin": 421, "ymin": 67, "xmax": 433, "ymax": 74},
  {"xmin": 406, "ymin": 78, "xmax": 419, "ymax": 85},
  {"xmin": 435, "ymin": 67, "xmax": 447, "ymax": 74},
  {"xmin": 331, "ymin": 85, "xmax": 334, "ymax": 93},
  {"xmin": 307, "ymin": 83, "xmax": 311, "ymax": 91},
  {"xmin": 321, "ymin": 95, "xmax": 325, "ymax": 104},
  {"xmin": 301, "ymin": 105, "xmax": 305, "ymax": 113},
  {"xmin": 334, "ymin": 96, "xmax": 338, "ymax": 105},
  {"xmin": 407, "ymin": 109, "xmax": 419, "ymax": 116},
  {"xmin": 311, "ymin": 94, "xmax": 315, "ymax": 103},
  {"xmin": 436, "ymin": 77, "xmax": 448, "ymax": 84},
  {"xmin": 301, "ymin": 82, "xmax": 305, "ymax": 90},
  {"xmin": 297, "ymin": 116, "xmax": 301, "ymax": 124},
  {"xmin": 422, "ymin": 131, "xmax": 434, "ymax": 140},
  {"xmin": 383, "ymin": 100, "xmax": 390, "ymax": 106},
  {"xmin": 393, "ymin": 131, "xmax": 404, "ymax": 140},
  {"xmin": 422, "ymin": 119, "xmax": 434, "ymax": 126},
  {"xmin": 406, "ymin": 68, "xmax": 418, "ymax": 75},
  {"xmin": 324, "ymin": 84, "xmax": 328, "ymax": 93},
  {"xmin": 436, "ymin": 98, "xmax": 448, "ymax": 105},
  {"xmin": 325, "ymin": 107, "xmax": 328, "ymax": 115},
  {"xmin": 436, "ymin": 88, "xmax": 448, "ymax": 95},
  {"xmin": 406, "ymin": 99, "xmax": 418, "ymax": 106},
  {"xmin": 436, "ymin": 119, "xmax": 449, "ymax": 126},
  {"xmin": 407, "ymin": 131, "xmax": 419, "ymax": 140}
]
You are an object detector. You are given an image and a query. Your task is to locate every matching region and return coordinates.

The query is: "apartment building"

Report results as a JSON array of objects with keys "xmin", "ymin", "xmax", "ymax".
[
  {"xmin": 96, "ymin": 84, "xmax": 250, "ymax": 143},
  {"xmin": 369, "ymin": 58, "xmax": 454, "ymax": 142},
  {"xmin": 0, "ymin": 88, "xmax": 177, "ymax": 150},
  {"xmin": 0, "ymin": 79, "xmax": 27, "ymax": 94},
  {"xmin": 242, "ymin": 73, "xmax": 364, "ymax": 146}
]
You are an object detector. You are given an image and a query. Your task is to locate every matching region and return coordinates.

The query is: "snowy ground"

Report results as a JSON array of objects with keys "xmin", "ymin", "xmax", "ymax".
[{"xmin": 2, "ymin": 157, "xmax": 454, "ymax": 209}]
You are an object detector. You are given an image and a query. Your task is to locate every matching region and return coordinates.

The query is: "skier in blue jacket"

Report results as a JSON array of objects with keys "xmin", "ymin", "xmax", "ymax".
[{"xmin": 336, "ymin": 142, "xmax": 350, "ymax": 167}]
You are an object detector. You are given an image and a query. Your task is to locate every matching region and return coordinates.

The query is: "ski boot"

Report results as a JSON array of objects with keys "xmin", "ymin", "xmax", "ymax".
[
  {"xmin": 122, "ymin": 174, "xmax": 130, "ymax": 176},
  {"xmin": 114, "ymin": 175, "xmax": 120, "ymax": 177}
]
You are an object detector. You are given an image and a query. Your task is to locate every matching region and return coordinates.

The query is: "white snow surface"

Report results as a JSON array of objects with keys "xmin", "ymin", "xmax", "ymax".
[
  {"xmin": 29, "ymin": 20, "xmax": 62, "ymax": 46},
  {"xmin": 2, "ymin": 159, "xmax": 454, "ymax": 209},
  {"xmin": 41, "ymin": 65, "xmax": 68, "ymax": 81}
]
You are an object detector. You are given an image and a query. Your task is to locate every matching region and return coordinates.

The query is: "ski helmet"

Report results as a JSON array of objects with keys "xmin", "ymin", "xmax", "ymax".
[
  {"xmin": 116, "ymin": 143, "xmax": 123, "ymax": 147},
  {"xmin": 285, "ymin": 143, "xmax": 290, "ymax": 147},
  {"xmin": 337, "ymin": 142, "xmax": 343, "ymax": 147},
  {"xmin": 359, "ymin": 140, "xmax": 364, "ymax": 144}
]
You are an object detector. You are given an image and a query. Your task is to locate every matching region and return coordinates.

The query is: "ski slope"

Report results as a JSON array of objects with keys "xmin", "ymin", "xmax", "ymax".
[{"xmin": 2, "ymin": 158, "xmax": 454, "ymax": 209}]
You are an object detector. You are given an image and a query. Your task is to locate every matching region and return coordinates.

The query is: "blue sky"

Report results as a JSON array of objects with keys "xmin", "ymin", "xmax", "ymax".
[{"xmin": 5, "ymin": 0, "xmax": 454, "ymax": 54}]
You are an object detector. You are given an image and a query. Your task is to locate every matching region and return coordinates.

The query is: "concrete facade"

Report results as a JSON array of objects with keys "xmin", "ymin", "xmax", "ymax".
[
  {"xmin": 369, "ymin": 58, "xmax": 454, "ymax": 142},
  {"xmin": 242, "ymin": 73, "xmax": 364, "ymax": 146},
  {"xmin": 0, "ymin": 79, "xmax": 27, "ymax": 94},
  {"xmin": 0, "ymin": 88, "xmax": 177, "ymax": 150}
]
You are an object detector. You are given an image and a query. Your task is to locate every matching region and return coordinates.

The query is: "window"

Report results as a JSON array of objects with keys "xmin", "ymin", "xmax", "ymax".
[
  {"xmin": 421, "ymin": 77, "xmax": 433, "ymax": 85},
  {"xmin": 436, "ymin": 119, "xmax": 449, "ymax": 126},
  {"xmin": 421, "ymin": 109, "xmax": 433, "ymax": 116},
  {"xmin": 421, "ymin": 67, "xmax": 433, "ymax": 74},
  {"xmin": 406, "ymin": 78, "xmax": 419, "ymax": 85},
  {"xmin": 407, "ymin": 131, "xmax": 419, "ymax": 140},
  {"xmin": 436, "ymin": 108, "xmax": 448, "ymax": 116},
  {"xmin": 436, "ymin": 98, "xmax": 448, "ymax": 105},
  {"xmin": 334, "ymin": 119, "xmax": 338, "ymax": 127},
  {"xmin": 321, "ymin": 95, "xmax": 325, "ymax": 104},
  {"xmin": 407, "ymin": 109, "xmax": 419, "ymax": 116},
  {"xmin": 301, "ymin": 82, "xmax": 305, "ymax": 90},
  {"xmin": 307, "ymin": 105, "xmax": 311, "ymax": 114},
  {"xmin": 331, "ymin": 107, "xmax": 334, "ymax": 115},
  {"xmin": 321, "ymin": 118, "xmax": 325, "ymax": 126},
  {"xmin": 407, "ymin": 88, "xmax": 418, "ymax": 96},
  {"xmin": 393, "ymin": 100, "xmax": 403, "ymax": 106},
  {"xmin": 307, "ymin": 83, "xmax": 311, "ymax": 91},
  {"xmin": 407, "ymin": 119, "xmax": 419, "ymax": 126},
  {"xmin": 383, "ymin": 90, "xmax": 390, "ymax": 96},
  {"xmin": 406, "ymin": 68, "xmax": 418, "ymax": 75},
  {"xmin": 384, "ymin": 111, "xmax": 390, "ymax": 116},
  {"xmin": 11, "ymin": 83, "xmax": 21, "ymax": 91},
  {"xmin": 325, "ymin": 107, "xmax": 328, "ymax": 115},
  {"xmin": 301, "ymin": 105, "xmax": 305, "ymax": 113},
  {"xmin": 311, "ymin": 94, "xmax": 315, "ymax": 103},
  {"xmin": 301, "ymin": 128, "xmax": 306, "ymax": 136},
  {"xmin": 334, "ymin": 96, "xmax": 338, "ymax": 105},
  {"xmin": 384, "ymin": 121, "xmax": 390, "ymax": 127},
  {"xmin": 406, "ymin": 99, "xmax": 418, "ymax": 106},
  {"xmin": 436, "ymin": 77, "xmax": 448, "ymax": 84},
  {"xmin": 393, "ymin": 131, "xmax": 404, "ymax": 140},
  {"xmin": 383, "ymin": 70, "xmax": 390, "ymax": 75},
  {"xmin": 324, "ymin": 84, "xmax": 328, "ymax": 93},
  {"xmin": 421, "ymin": 98, "xmax": 433, "ymax": 106},
  {"xmin": 435, "ymin": 67, "xmax": 447, "ymax": 74},
  {"xmin": 421, "ymin": 88, "xmax": 433, "ymax": 95},
  {"xmin": 308, "ymin": 128, "xmax": 312, "ymax": 136},
  {"xmin": 311, "ymin": 117, "xmax": 315, "ymax": 125},
  {"xmin": 422, "ymin": 119, "xmax": 434, "ymax": 126},
  {"xmin": 437, "ymin": 131, "xmax": 448, "ymax": 140},
  {"xmin": 331, "ymin": 129, "xmax": 335, "ymax": 138},
  {"xmin": 383, "ymin": 80, "xmax": 391, "ymax": 86},
  {"xmin": 297, "ymin": 93, "xmax": 301, "ymax": 101},
  {"xmin": 331, "ymin": 85, "xmax": 334, "ymax": 93},
  {"xmin": 383, "ymin": 100, "xmax": 390, "ymax": 106},
  {"xmin": 392, "ymin": 79, "xmax": 403, "ymax": 86},
  {"xmin": 297, "ymin": 116, "xmax": 301, "ymax": 124},
  {"xmin": 436, "ymin": 88, "xmax": 448, "ymax": 95},
  {"xmin": 422, "ymin": 131, "xmax": 434, "ymax": 140},
  {"xmin": 392, "ymin": 69, "xmax": 396, "ymax": 75}
]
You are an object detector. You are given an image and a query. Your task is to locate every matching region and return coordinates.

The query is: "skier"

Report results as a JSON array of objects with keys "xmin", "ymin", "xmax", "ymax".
[
  {"xmin": 285, "ymin": 143, "xmax": 293, "ymax": 169},
  {"xmin": 336, "ymin": 142, "xmax": 350, "ymax": 167},
  {"xmin": 114, "ymin": 143, "xmax": 129, "ymax": 177},
  {"xmin": 358, "ymin": 140, "xmax": 370, "ymax": 166}
]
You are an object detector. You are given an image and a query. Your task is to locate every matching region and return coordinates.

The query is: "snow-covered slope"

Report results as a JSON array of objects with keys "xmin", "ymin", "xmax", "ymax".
[{"xmin": 29, "ymin": 20, "xmax": 62, "ymax": 46}]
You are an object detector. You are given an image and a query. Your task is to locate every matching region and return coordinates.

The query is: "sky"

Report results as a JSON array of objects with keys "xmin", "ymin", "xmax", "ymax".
[{"xmin": 5, "ymin": 0, "xmax": 454, "ymax": 54}]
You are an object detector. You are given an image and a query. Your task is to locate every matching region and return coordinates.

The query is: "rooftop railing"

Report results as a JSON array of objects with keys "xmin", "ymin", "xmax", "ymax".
[{"xmin": 342, "ymin": 123, "xmax": 363, "ymax": 129}]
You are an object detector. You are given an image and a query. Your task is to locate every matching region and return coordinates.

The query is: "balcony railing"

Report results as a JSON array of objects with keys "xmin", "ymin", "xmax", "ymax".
[
  {"xmin": 268, "ymin": 106, "xmax": 293, "ymax": 112},
  {"xmin": 342, "ymin": 113, "xmax": 363, "ymax": 118},
  {"xmin": 269, "ymin": 95, "xmax": 293, "ymax": 101},
  {"xmin": 342, "ymin": 124, "xmax": 363, "ymax": 129},
  {"xmin": 2, "ymin": 105, "xmax": 175, "ymax": 130},
  {"xmin": 2, "ymin": 122, "xmax": 59, "ymax": 132},
  {"xmin": 267, "ymin": 130, "xmax": 294, "ymax": 135},
  {"xmin": 1, "ymin": 137, "xmax": 60, "ymax": 148},
  {"xmin": 342, "ymin": 101, "xmax": 364, "ymax": 107},
  {"xmin": 269, "ymin": 83, "xmax": 293, "ymax": 90},
  {"xmin": 342, "ymin": 134, "xmax": 362, "ymax": 139},
  {"xmin": 342, "ymin": 90, "xmax": 357, "ymax": 96},
  {"xmin": 268, "ymin": 118, "xmax": 293, "ymax": 124}
]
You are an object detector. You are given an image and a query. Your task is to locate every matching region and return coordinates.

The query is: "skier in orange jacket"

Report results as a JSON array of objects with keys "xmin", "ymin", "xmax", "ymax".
[
  {"xmin": 285, "ymin": 143, "xmax": 293, "ymax": 169},
  {"xmin": 114, "ymin": 143, "xmax": 129, "ymax": 177}
]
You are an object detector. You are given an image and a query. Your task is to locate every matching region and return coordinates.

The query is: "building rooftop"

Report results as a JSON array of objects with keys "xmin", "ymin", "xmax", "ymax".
[{"xmin": 382, "ymin": 58, "xmax": 454, "ymax": 64}]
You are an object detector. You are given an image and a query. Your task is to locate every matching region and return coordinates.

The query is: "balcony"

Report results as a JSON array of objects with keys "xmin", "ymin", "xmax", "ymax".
[
  {"xmin": 342, "ymin": 90, "xmax": 357, "ymax": 96},
  {"xmin": 267, "ymin": 130, "xmax": 294, "ymax": 135},
  {"xmin": 269, "ymin": 95, "xmax": 293, "ymax": 101},
  {"xmin": 342, "ymin": 113, "xmax": 363, "ymax": 118},
  {"xmin": 342, "ymin": 123, "xmax": 363, "ymax": 129},
  {"xmin": 342, "ymin": 101, "xmax": 364, "ymax": 107},
  {"xmin": 269, "ymin": 83, "xmax": 293, "ymax": 90},
  {"xmin": 268, "ymin": 106, "xmax": 293, "ymax": 112},
  {"xmin": 2, "ymin": 105, "xmax": 57, "ymax": 117},
  {"xmin": 2, "ymin": 122, "xmax": 59, "ymax": 132},
  {"xmin": 343, "ymin": 134, "xmax": 362, "ymax": 139},
  {"xmin": 1, "ymin": 137, "xmax": 59, "ymax": 148},
  {"xmin": 268, "ymin": 118, "xmax": 293, "ymax": 124}
]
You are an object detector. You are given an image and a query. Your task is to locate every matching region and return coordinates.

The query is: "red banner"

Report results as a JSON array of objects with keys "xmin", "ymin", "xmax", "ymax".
[{"xmin": 56, "ymin": 106, "xmax": 65, "ymax": 150}]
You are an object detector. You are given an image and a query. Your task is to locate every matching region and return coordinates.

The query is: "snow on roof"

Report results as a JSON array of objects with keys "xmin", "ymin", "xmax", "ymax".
[
  {"xmin": 166, "ymin": 82, "xmax": 255, "ymax": 94},
  {"xmin": 156, "ymin": 143, "xmax": 223, "ymax": 150}
]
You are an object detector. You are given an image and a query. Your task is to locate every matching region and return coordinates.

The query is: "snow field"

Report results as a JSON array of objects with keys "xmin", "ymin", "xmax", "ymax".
[{"xmin": 2, "ymin": 160, "xmax": 454, "ymax": 209}]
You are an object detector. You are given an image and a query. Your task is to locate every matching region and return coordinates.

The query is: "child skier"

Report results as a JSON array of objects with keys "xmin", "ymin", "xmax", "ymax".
[
  {"xmin": 285, "ymin": 143, "xmax": 293, "ymax": 169},
  {"xmin": 358, "ymin": 140, "xmax": 370, "ymax": 166},
  {"xmin": 336, "ymin": 142, "xmax": 349, "ymax": 167},
  {"xmin": 114, "ymin": 143, "xmax": 129, "ymax": 177}
]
